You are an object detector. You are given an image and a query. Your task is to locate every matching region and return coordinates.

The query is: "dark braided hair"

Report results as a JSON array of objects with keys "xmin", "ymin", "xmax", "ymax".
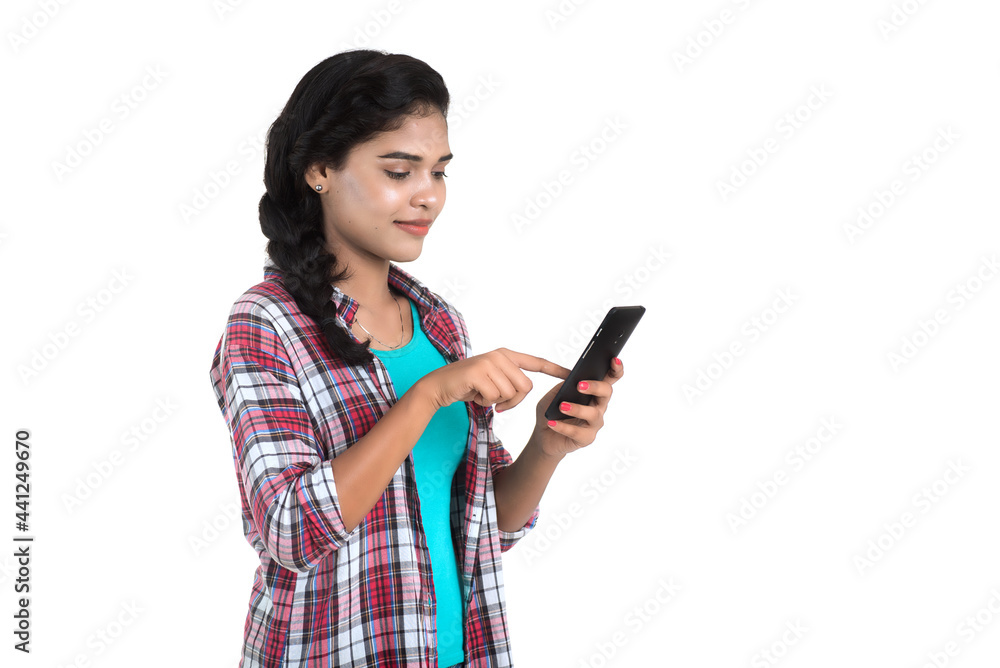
[{"xmin": 258, "ymin": 49, "xmax": 450, "ymax": 367}]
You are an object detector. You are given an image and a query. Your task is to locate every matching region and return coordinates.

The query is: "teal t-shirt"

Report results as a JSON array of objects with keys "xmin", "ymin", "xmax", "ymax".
[{"xmin": 371, "ymin": 297, "xmax": 468, "ymax": 666}]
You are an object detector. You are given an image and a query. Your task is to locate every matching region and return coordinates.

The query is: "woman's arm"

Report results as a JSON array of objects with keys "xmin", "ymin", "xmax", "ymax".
[
  {"xmin": 492, "ymin": 431, "xmax": 564, "ymax": 534},
  {"xmin": 328, "ymin": 378, "xmax": 439, "ymax": 531}
]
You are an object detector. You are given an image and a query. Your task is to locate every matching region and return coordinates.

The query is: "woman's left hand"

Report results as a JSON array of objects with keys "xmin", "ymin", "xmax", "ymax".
[{"xmin": 531, "ymin": 357, "xmax": 624, "ymax": 458}]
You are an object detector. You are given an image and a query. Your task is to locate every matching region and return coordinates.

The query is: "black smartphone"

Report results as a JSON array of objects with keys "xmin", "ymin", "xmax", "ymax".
[{"xmin": 545, "ymin": 305, "xmax": 645, "ymax": 421}]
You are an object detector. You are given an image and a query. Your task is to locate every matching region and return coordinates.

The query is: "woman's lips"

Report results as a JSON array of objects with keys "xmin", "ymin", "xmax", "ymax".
[{"xmin": 394, "ymin": 221, "xmax": 430, "ymax": 236}]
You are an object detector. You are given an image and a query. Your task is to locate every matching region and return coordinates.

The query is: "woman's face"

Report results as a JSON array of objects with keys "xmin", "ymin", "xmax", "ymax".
[{"xmin": 308, "ymin": 110, "xmax": 452, "ymax": 265}]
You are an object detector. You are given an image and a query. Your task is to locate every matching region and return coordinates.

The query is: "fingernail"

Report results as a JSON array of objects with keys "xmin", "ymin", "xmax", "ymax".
[
  {"xmin": 560, "ymin": 402, "xmax": 571, "ymax": 412},
  {"xmin": 614, "ymin": 357, "xmax": 621, "ymax": 366},
  {"xmin": 578, "ymin": 381, "xmax": 589, "ymax": 391},
  {"xmin": 547, "ymin": 420, "xmax": 557, "ymax": 428}
]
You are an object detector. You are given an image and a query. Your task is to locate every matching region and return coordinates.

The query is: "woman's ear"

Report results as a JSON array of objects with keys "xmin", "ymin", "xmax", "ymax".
[{"xmin": 304, "ymin": 163, "xmax": 329, "ymax": 192}]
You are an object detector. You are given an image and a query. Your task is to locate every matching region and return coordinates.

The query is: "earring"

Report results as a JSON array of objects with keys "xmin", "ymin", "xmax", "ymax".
[{"xmin": 315, "ymin": 185, "xmax": 323, "ymax": 191}]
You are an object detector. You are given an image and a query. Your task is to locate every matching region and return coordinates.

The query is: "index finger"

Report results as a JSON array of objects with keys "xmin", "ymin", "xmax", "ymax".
[{"xmin": 502, "ymin": 350, "xmax": 571, "ymax": 379}]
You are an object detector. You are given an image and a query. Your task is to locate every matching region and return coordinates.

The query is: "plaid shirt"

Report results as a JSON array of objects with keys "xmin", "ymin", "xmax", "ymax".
[{"xmin": 209, "ymin": 259, "xmax": 537, "ymax": 667}]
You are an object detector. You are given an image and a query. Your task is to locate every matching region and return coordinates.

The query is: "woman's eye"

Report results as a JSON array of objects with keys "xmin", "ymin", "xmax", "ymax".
[{"xmin": 384, "ymin": 170, "xmax": 448, "ymax": 180}]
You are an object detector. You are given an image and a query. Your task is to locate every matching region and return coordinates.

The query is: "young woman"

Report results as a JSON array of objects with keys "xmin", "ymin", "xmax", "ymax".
[{"xmin": 209, "ymin": 49, "xmax": 625, "ymax": 668}]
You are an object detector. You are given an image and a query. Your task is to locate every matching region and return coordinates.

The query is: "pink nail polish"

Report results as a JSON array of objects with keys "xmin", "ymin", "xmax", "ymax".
[{"xmin": 578, "ymin": 381, "xmax": 589, "ymax": 391}]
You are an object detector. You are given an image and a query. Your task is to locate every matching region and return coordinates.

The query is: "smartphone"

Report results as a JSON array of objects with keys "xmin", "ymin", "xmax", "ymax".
[{"xmin": 544, "ymin": 305, "xmax": 645, "ymax": 422}]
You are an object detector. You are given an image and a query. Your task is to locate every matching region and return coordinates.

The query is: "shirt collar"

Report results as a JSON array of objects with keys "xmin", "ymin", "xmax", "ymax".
[{"xmin": 262, "ymin": 257, "xmax": 445, "ymax": 328}]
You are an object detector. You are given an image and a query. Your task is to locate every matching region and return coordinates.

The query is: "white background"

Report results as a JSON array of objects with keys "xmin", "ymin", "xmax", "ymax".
[{"xmin": 3, "ymin": 0, "xmax": 1000, "ymax": 666}]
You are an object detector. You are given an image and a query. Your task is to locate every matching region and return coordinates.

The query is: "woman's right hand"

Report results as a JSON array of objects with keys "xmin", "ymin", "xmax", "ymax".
[{"xmin": 420, "ymin": 348, "xmax": 570, "ymax": 413}]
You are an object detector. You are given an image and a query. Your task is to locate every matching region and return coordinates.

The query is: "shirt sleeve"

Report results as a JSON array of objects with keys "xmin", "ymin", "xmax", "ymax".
[
  {"xmin": 211, "ymin": 305, "xmax": 358, "ymax": 573},
  {"xmin": 484, "ymin": 406, "xmax": 538, "ymax": 552}
]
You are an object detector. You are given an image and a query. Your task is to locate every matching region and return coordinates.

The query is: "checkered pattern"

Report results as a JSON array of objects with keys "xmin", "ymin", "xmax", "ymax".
[{"xmin": 208, "ymin": 260, "xmax": 537, "ymax": 667}]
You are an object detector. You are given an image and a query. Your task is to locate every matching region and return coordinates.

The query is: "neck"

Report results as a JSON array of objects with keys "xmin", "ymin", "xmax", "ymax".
[{"xmin": 334, "ymin": 260, "xmax": 397, "ymax": 312}]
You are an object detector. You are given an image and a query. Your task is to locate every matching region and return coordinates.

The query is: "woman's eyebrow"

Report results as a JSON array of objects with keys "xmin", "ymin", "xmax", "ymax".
[{"xmin": 377, "ymin": 151, "xmax": 453, "ymax": 162}]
